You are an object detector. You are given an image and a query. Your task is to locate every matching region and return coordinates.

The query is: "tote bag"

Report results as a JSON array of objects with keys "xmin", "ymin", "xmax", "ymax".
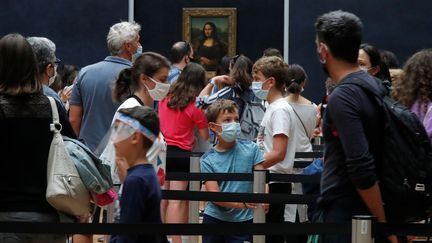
[{"xmin": 45, "ymin": 97, "xmax": 90, "ymax": 216}]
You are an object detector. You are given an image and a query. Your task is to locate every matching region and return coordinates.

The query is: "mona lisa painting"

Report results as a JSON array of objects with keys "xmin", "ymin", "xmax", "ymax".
[{"xmin": 183, "ymin": 8, "xmax": 237, "ymax": 72}]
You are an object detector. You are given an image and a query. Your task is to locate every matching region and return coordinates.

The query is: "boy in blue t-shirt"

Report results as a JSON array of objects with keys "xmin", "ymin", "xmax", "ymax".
[
  {"xmin": 201, "ymin": 99, "xmax": 265, "ymax": 243},
  {"xmin": 110, "ymin": 106, "xmax": 162, "ymax": 243}
]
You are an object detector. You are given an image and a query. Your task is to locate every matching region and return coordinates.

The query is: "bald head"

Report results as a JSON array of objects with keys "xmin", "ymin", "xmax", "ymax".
[{"xmin": 170, "ymin": 41, "xmax": 192, "ymax": 65}]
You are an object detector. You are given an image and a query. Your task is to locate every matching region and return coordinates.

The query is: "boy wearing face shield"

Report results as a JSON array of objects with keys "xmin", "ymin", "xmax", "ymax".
[
  {"xmin": 200, "ymin": 99, "xmax": 265, "ymax": 243},
  {"xmin": 109, "ymin": 106, "xmax": 162, "ymax": 243}
]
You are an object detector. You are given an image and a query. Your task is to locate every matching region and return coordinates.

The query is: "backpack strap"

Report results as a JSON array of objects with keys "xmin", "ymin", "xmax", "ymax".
[{"xmin": 339, "ymin": 76, "xmax": 390, "ymax": 109}]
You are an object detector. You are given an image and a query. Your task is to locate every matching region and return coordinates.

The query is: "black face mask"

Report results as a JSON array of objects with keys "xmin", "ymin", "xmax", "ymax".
[{"xmin": 316, "ymin": 50, "xmax": 329, "ymax": 76}]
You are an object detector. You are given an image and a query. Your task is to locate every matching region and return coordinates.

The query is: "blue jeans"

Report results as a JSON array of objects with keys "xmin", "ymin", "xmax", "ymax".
[
  {"xmin": 202, "ymin": 214, "xmax": 252, "ymax": 243},
  {"xmin": 0, "ymin": 211, "xmax": 65, "ymax": 243}
]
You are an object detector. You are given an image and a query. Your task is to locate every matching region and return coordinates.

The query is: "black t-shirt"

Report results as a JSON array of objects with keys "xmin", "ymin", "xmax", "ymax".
[
  {"xmin": 320, "ymin": 71, "xmax": 384, "ymax": 204},
  {"xmin": 0, "ymin": 94, "xmax": 76, "ymax": 212}
]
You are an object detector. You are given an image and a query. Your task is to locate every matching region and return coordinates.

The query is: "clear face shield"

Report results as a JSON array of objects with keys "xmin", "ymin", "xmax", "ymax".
[
  {"xmin": 109, "ymin": 113, "xmax": 157, "ymax": 144},
  {"xmin": 94, "ymin": 113, "xmax": 158, "ymax": 184}
]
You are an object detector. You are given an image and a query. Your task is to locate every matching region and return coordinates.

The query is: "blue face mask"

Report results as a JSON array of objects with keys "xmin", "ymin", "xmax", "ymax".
[
  {"xmin": 133, "ymin": 45, "xmax": 143, "ymax": 62},
  {"xmin": 218, "ymin": 122, "xmax": 241, "ymax": 142},
  {"xmin": 251, "ymin": 80, "xmax": 269, "ymax": 100}
]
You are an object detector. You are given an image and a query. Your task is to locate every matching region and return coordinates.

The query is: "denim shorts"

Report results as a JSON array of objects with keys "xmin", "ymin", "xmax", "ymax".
[{"xmin": 0, "ymin": 211, "xmax": 65, "ymax": 243}]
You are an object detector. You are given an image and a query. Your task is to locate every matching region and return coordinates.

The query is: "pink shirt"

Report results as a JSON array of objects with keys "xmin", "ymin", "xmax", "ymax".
[{"xmin": 158, "ymin": 96, "xmax": 208, "ymax": 151}]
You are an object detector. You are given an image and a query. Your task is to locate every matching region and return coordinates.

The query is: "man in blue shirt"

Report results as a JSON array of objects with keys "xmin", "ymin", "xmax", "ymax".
[
  {"xmin": 168, "ymin": 41, "xmax": 193, "ymax": 84},
  {"xmin": 70, "ymin": 21, "xmax": 142, "ymax": 151},
  {"xmin": 201, "ymin": 99, "xmax": 265, "ymax": 243}
]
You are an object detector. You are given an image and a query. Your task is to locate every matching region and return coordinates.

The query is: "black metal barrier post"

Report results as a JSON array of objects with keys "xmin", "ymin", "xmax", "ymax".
[
  {"xmin": 352, "ymin": 215, "xmax": 375, "ymax": 243},
  {"xmin": 253, "ymin": 170, "xmax": 267, "ymax": 243},
  {"xmin": 188, "ymin": 153, "xmax": 201, "ymax": 243}
]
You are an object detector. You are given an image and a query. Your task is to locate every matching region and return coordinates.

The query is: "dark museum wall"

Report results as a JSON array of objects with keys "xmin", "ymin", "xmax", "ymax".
[
  {"xmin": 1, "ymin": 0, "xmax": 432, "ymax": 103},
  {"xmin": 0, "ymin": 0, "xmax": 128, "ymax": 70},
  {"xmin": 288, "ymin": 0, "xmax": 432, "ymax": 103}
]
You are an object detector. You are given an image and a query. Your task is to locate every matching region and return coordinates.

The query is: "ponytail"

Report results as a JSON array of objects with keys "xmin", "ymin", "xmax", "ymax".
[
  {"xmin": 113, "ymin": 67, "xmax": 133, "ymax": 102},
  {"xmin": 286, "ymin": 64, "xmax": 308, "ymax": 94},
  {"xmin": 287, "ymin": 79, "xmax": 302, "ymax": 94}
]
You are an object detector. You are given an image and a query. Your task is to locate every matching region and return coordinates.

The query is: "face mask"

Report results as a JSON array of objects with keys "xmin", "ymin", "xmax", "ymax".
[
  {"xmin": 146, "ymin": 77, "xmax": 170, "ymax": 101},
  {"xmin": 132, "ymin": 45, "xmax": 143, "ymax": 62},
  {"xmin": 48, "ymin": 68, "xmax": 57, "ymax": 86},
  {"xmin": 360, "ymin": 66, "xmax": 369, "ymax": 73},
  {"xmin": 317, "ymin": 46, "xmax": 329, "ymax": 76},
  {"xmin": 218, "ymin": 122, "xmax": 241, "ymax": 142},
  {"xmin": 251, "ymin": 80, "xmax": 269, "ymax": 100}
]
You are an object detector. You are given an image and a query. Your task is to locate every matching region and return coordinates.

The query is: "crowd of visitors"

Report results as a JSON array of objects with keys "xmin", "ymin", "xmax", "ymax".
[{"xmin": 1, "ymin": 9, "xmax": 431, "ymax": 243}]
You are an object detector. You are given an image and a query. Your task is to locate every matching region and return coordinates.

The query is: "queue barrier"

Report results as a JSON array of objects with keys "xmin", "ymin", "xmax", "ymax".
[
  {"xmin": 3, "ymin": 149, "xmax": 431, "ymax": 241},
  {"xmin": 172, "ymin": 150, "xmax": 323, "ymax": 243}
]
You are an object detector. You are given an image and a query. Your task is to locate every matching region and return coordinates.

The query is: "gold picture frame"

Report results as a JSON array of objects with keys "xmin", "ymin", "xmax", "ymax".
[{"xmin": 183, "ymin": 8, "xmax": 237, "ymax": 75}]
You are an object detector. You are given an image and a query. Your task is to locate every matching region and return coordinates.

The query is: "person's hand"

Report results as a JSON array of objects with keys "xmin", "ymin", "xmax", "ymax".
[
  {"xmin": 213, "ymin": 75, "xmax": 234, "ymax": 86},
  {"xmin": 262, "ymin": 203, "xmax": 269, "ymax": 213},
  {"xmin": 200, "ymin": 57, "xmax": 212, "ymax": 65},
  {"xmin": 244, "ymin": 202, "xmax": 257, "ymax": 209},
  {"xmin": 387, "ymin": 235, "xmax": 398, "ymax": 243},
  {"xmin": 60, "ymin": 86, "xmax": 72, "ymax": 103},
  {"xmin": 406, "ymin": 235, "xmax": 416, "ymax": 243},
  {"xmin": 115, "ymin": 157, "xmax": 129, "ymax": 183},
  {"xmin": 77, "ymin": 212, "xmax": 92, "ymax": 223}
]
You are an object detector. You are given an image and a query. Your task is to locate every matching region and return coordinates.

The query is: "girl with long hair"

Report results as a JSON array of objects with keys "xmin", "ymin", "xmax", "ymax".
[{"xmin": 159, "ymin": 62, "xmax": 209, "ymax": 243}]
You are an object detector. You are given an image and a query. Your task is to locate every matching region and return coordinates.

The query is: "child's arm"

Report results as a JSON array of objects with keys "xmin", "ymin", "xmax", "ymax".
[
  {"xmin": 204, "ymin": 181, "xmax": 254, "ymax": 209},
  {"xmin": 262, "ymin": 134, "xmax": 288, "ymax": 168},
  {"xmin": 198, "ymin": 127, "xmax": 209, "ymax": 140}
]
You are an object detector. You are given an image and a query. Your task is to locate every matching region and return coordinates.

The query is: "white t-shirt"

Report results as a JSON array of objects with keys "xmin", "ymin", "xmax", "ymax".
[
  {"xmin": 289, "ymin": 102, "xmax": 318, "ymax": 155},
  {"xmin": 256, "ymin": 97, "xmax": 297, "ymax": 174},
  {"xmin": 100, "ymin": 97, "xmax": 167, "ymax": 185},
  {"xmin": 284, "ymin": 102, "xmax": 317, "ymax": 223}
]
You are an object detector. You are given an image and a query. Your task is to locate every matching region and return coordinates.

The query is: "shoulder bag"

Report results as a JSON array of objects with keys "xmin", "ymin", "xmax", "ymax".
[{"xmin": 45, "ymin": 97, "xmax": 91, "ymax": 216}]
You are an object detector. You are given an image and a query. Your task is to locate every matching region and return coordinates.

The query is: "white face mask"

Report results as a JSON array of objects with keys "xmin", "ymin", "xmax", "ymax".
[
  {"xmin": 48, "ymin": 68, "xmax": 57, "ymax": 86},
  {"xmin": 360, "ymin": 66, "xmax": 370, "ymax": 73},
  {"xmin": 251, "ymin": 79, "xmax": 270, "ymax": 100},
  {"xmin": 218, "ymin": 122, "xmax": 241, "ymax": 142},
  {"xmin": 145, "ymin": 77, "xmax": 170, "ymax": 101}
]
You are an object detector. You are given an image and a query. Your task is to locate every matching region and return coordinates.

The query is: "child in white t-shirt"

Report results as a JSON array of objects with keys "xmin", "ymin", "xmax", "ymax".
[{"xmin": 251, "ymin": 56, "xmax": 299, "ymax": 243}]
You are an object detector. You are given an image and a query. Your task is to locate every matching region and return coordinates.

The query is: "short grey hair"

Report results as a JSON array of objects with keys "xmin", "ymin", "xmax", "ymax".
[
  {"xmin": 107, "ymin": 21, "xmax": 141, "ymax": 56},
  {"xmin": 27, "ymin": 37, "xmax": 56, "ymax": 75}
]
